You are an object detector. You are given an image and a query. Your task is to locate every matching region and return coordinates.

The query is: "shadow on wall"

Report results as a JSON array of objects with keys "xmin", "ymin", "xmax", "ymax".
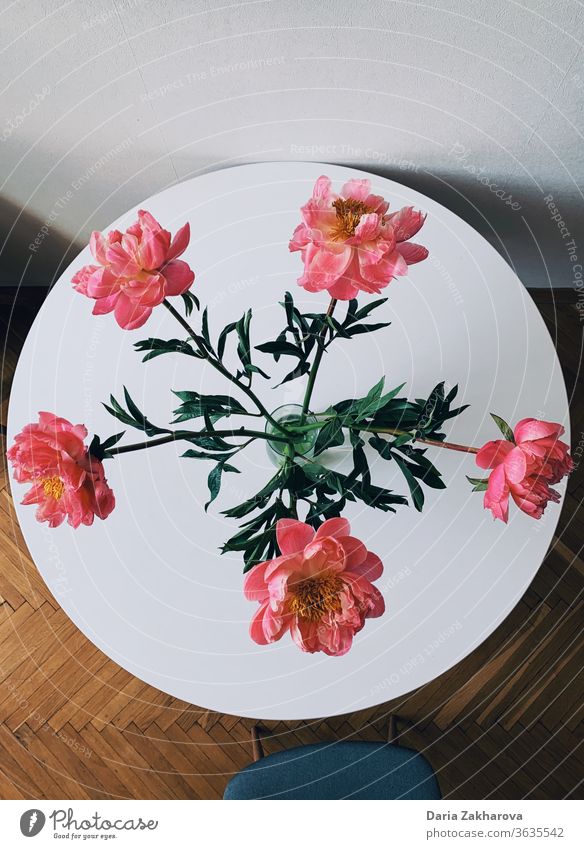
[
  {"xmin": 1, "ymin": 163, "xmax": 583, "ymax": 292},
  {"xmin": 0, "ymin": 195, "xmax": 83, "ymax": 290},
  {"xmin": 340, "ymin": 161, "xmax": 583, "ymax": 290}
]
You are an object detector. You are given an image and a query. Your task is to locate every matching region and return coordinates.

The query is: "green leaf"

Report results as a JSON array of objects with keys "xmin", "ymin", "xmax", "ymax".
[
  {"xmin": 234, "ymin": 310, "xmax": 269, "ymax": 380},
  {"xmin": 275, "ymin": 360, "xmax": 311, "ymax": 386},
  {"xmin": 221, "ymin": 498, "xmax": 296, "ymax": 572},
  {"xmin": 370, "ymin": 383, "xmax": 407, "ymax": 418},
  {"xmin": 88, "ymin": 431, "xmax": 125, "ymax": 461},
  {"xmin": 185, "ymin": 434, "xmax": 234, "ymax": 452},
  {"xmin": 444, "ymin": 383, "xmax": 459, "ymax": 405},
  {"xmin": 134, "ymin": 338, "xmax": 199, "ymax": 361},
  {"xmin": 255, "ymin": 340, "xmax": 303, "ymax": 359},
  {"xmin": 403, "ymin": 463, "xmax": 446, "ymax": 490},
  {"xmin": 368, "ymin": 434, "xmax": 393, "ymax": 459},
  {"xmin": 172, "ymin": 390, "xmax": 247, "ymax": 422},
  {"xmin": 345, "ymin": 297, "xmax": 388, "ymax": 324},
  {"xmin": 181, "ymin": 291, "xmax": 200, "ymax": 316},
  {"xmin": 490, "ymin": 413, "xmax": 515, "ymax": 442},
  {"xmin": 417, "ymin": 382, "xmax": 445, "ymax": 431},
  {"xmin": 353, "ymin": 379, "xmax": 407, "ymax": 421},
  {"xmin": 345, "ymin": 321, "xmax": 391, "ymax": 336},
  {"xmin": 466, "ymin": 475, "xmax": 490, "ymax": 492},
  {"xmin": 100, "ymin": 431, "xmax": 125, "ymax": 450},
  {"xmin": 300, "ymin": 462, "xmax": 407, "ymax": 512},
  {"xmin": 392, "ymin": 432, "xmax": 413, "ymax": 447},
  {"xmin": 182, "ymin": 449, "xmax": 237, "ymax": 462},
  {"xmin": 236, "ymin": 310, "xmax": 251, "ymax": 370},
  {"xmin": 123, "ymin": 387, "xmax": 143, "ymax": 419},
  {"xmin": 103, "ymin": 390, "xmax": 165, "ymax": 437},
  {"xmin": 348, "ymin": 430, "xmax": 370, "ymax": 487},
  {"xmin": 201, "ymin": 308, "xmax": 212, "ymax": 350},
  {"xmin": 313, "ymin": 417, "xmax": 345, "ymax": 455},
  {"xmin": 217, "ymin": 321, "xmax": 237, "ymax": 361},
  {"xmin": 393, "ymin": 455, "xmax": 425, "ymax": 511},
  {"xmin": 397, "ymin": 446, "xmax": 443, "ymax": 482},
  {"xmin": 326, "ymin": 315, "xmax": 351, "ymax": 339},
  {"xmin": 205, "ymin": 460, "xmax": 240, "ymax": 511},
  {"xmin": 222, "ymin": 471, "xmax": 283, "ymax": 519},
  {"xmin": 357, "ymin": 377, "xmax": 385, "ymax": 418},
  {"xmin": 299, "ymin": 461, "xmax": 328, "ymax": 482},
  {"xmin": 282, "ymin": 291, "xmax": 295, "ymax": 329}
]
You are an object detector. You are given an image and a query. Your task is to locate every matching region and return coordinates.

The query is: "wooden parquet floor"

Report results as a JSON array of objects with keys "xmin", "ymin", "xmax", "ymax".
[{"xmin": 0, "ymin": 289, "xmax": 582, "ymax": 800}]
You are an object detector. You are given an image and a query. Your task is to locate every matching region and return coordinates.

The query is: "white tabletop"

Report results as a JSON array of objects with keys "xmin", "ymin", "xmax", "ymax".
[{"xmin": 8, "ymin": 162, "xmax": 568, "ymax": 720}]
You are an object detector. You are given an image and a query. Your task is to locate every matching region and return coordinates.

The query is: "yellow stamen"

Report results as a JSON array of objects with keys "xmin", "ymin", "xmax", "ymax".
[
  {"xmin": 331, "ymin": 197, "xmax": 373, "ymax": 241},
  {"xmin": 289, "ymin": 574, "xmax": 344, "ymax": 622},
  {"xmin": 41, "ymin": 475, "xmax": 64, "ymax": 500}
]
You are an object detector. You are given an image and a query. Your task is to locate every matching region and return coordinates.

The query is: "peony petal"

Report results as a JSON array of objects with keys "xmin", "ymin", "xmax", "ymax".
[
  {"xmin": 21, "ymin": 482, "xmax": 45, "ymax": 506},
  {"xmin": 289, "ymin": 222, "xmax": 312, "ymax": 252},
  {"xmin": 113, "ymin": 295, "xmax": 152, "ymax": 330},
  {"xmin": 338, "ymin": 535, "xmax": 368, "ymax": 569},
  {"xmin": 351, "ymin": 213, "xmax": 382, "ymax": 243},
  {"xmin": 92, "ymin": 293, "xmax": 119, "ymax": 315},
  {"xmin": 326, "ymin": 275, "xmax": 360, "ymax": 300},
  {"xmin": 122, "ymin": 274, "xmax": 166, "ymax": 306},
  {"xmin": 362, "ymin": 582, "xmax": 385, "ymax": 618},
  {"xmin": 105, "ymin": 243, "xmax": 142, "ymax": 278},
  {"xmin": 312, "ymin": 175, "xmax": 333, "ymax": 202},
  {"xmin": 86, "ymin": 267, "xmax": 120, "ymax": 299},
  {"xmin": 91, "ymin": 479, "xmax": 116, "ymax": 520},
  {"xmin": 249, "ymin": 602, "xmax": 271, "ymax": 645},
  {"xmin": 397, "ymin": 242, "xmax": 429, "ymax": 265},
  {"xmin": 359, "ymin": 248, "xmax": 408, "ymax": 283},
  {"xmin": 476, "ymin": 439, "xmax": 514, "ymax": 470},
  {"xmin": 166, "ymin": 222, "xmax": 191, "ymax": 261},
  {"xmin": 137, "ymin": 226, "xmax": 172, "ymax": 270},
  {"xmin": 262, "ymin": 605, "xmax": 289, "ymax": 642},
  {"xmin": 514, "ymin": 418, "xmax": 564, "ymax": 444},
  {"xmin": 314, "ymin": 517, "xmax": 351, "ymax": 540},
  {"xmin": 290, "ymin": 618, "xmax": 321, "ymax": 653},
  {"xmin": 389, "ymin": 207, "xmax": 426, "ymax": 241},
  {"xmin": 72, "ymin": 264, "xmax": 99, "ymax": 295},
  {"xmin": 484, "ymin": 463, "xmax": 509, "ymax": 523},
  {"xmin": 162, "ymin": 260, "xmax": 195, "ymax": 296},
  {"xmin": 263, "ymin": 552, "xmax": 300, "ymax": 582},
  {"xmin": 341, "ymin": 178, "xmax": 371, "ymax": 202},
  {"xmin": 137, "ymin": 209, "xmax": 163, "ymax": 232},
  {"xmin": 305, "ymin": 243, "xmax": 352, "ymax": 286},
  {"xmin": 302, "ymin": 207, "xmax": 338, "ymax": 237},
  {"xmin": 503, "ymin": 446, "xmax": 528, "ymax": 484},
  {"xmin": 89, "ymin": 231, "xmax": 108, "ymax": 265},
  {"xmin": 276, "ymin": 518, "xmax": 314, "ymax": 555},
  {"xmin": 348, "ymin": 550, "xmax": 383, "ymax": 581},
  {"xmin": 302, "ymin": 537, "xmax": 345, "ymax": 577},
  {"xmin": 243, "ymin": 562, "xmax": 269, "ymax": 602}
]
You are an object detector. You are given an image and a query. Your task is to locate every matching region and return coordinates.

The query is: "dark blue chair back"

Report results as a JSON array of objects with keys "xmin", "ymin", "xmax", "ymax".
[{"xmin": 224, "ymin": 741, "xmax": 441, "ymax": 800}]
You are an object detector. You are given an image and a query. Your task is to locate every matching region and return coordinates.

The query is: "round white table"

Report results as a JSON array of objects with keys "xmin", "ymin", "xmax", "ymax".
[{"xmin": 8, "ymin": 162, "xmax": 569, "ymax": 720}]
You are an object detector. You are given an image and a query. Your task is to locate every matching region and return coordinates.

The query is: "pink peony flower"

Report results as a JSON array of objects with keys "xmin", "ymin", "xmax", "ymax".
[
  {"xmin": 289, "ymin": 175, "xmax": 428, "ymax": 300},
  {"xmin": 244, "ymin": 517, "xmax": 385, "ymax": 656},
  {"xmin": 72, "ymin": 209, "xmax": 195, "ymax": 330},
  {"xmin": 7, "ymin": 412, "xmax": 115, "ymax": 528},
  {"xmin": 476, "ymin": 418, "xmax": 573, "ymax": 522}
]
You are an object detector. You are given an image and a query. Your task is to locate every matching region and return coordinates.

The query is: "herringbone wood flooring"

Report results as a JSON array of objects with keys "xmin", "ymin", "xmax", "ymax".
[{"xmin": 0, "ymin": 289, "xmax": 582, "ymax": 800}]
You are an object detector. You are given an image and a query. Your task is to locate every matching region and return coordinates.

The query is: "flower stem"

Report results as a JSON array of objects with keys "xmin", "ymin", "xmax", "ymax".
[
  {"xmin": 108, "ymin": 427, "xmax": 292, "ymax": 456},
  {"xmin": 162, "ymin": 299, "xmax": 288, "ymax": 435},
  {"xmin": 358, "ymin": 426, "xmax": 479, "ymax": 454},
  {"xmin": 301, "ymin": 298, "xmax": 337, "ymax": 417},
  {"xmin": 281, "ymin": 409, "xmax": 480, "ymax": 455}
]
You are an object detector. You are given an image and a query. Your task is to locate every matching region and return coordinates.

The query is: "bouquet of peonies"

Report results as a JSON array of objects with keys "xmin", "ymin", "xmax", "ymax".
[{"xmin": 8, "ymin": 176, "xmax": 573, "ymax": 657}]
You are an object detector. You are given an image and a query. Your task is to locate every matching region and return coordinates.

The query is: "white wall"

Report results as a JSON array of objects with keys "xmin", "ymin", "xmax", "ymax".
[{"xmin": 1, "ymin": 0, "xmax": 583, "ymax": 286}]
